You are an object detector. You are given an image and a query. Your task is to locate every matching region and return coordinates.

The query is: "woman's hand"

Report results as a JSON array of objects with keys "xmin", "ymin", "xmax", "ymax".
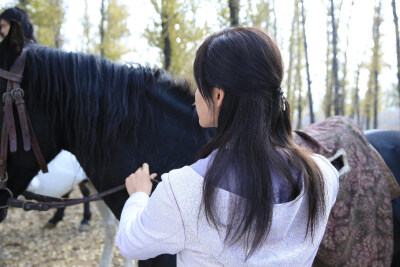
[{"xmin": 125, "ymin": 163, "xmax": 157, "ymax": 196}]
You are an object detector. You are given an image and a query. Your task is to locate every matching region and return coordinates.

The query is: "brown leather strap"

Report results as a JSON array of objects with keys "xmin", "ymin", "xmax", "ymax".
[
  {"xmin": 8, "ymin": 50, "xmax": 27, "ymax": 74},
  {"xmin": 26, "ymin": 112, "xmax": 48, "ymax": 172},
  {"xmin": 0, "ymin": 50, "xmax": 48, "ymax": 174},
  {"xmin": 1, "ymin": 50, "xmax": 28, "ymax": 153},
  {"xmin": 0, "ymin": 69, "xmax": 22, "ymax": 83},
  {"xmin": 13, "ymin": 89, "xmax": 31, "ymax": 151},
  {"xmin": 4, "ymin": 86, "xmax": 17, "ymax": 152},
  {"xmin": 0, "ymin": 110, "xmax": 9, "ymax": 189}
]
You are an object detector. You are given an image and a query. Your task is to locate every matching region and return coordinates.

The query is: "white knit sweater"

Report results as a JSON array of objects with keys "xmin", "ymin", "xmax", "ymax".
[{"xmin": 116, "ymin": 154, "xmax": 339, "ymax": 267}]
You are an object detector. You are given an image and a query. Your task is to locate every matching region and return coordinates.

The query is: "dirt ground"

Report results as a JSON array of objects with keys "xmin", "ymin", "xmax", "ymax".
[{"xmin": 0, "ymin": 188, "xmax": 136, "ymax": 267}]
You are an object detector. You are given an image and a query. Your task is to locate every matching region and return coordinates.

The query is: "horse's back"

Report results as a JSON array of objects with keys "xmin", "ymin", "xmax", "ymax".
[
  {"xmin": 365, "ymin": 129, "xmax": 400, "ymax": 264},
  {"xmin": 364, "ymin": 130, "xmax": 400, "ymax": 182}
]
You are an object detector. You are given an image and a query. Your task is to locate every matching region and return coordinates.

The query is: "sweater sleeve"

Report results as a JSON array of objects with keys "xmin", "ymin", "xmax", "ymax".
[{"xmin": 116, "ymin": 174, "xmax": 185, "ymax": 260}]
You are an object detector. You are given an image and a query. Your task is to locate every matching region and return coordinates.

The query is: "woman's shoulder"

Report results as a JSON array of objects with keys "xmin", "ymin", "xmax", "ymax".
[
  {"xmin": 189, "ymin": 150, "xmax": 217, "ymax": 178},
  {"xmin": 310, "ymin": 153, "xmax": 340, "ymax": 205},
  {"xmin": 160, "ymin": 165, "xmax": 204, "ymax": 192}
]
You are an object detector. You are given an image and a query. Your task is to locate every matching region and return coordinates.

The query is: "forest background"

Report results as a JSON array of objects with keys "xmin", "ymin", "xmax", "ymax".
[{"xmin": 1, "ymin": 0, "xmax": 399, "ymax": 130}]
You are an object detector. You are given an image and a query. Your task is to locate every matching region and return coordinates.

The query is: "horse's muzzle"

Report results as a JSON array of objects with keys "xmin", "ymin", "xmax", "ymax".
[{"xmin": 0, "ymin": 187, "xmax": 12, "ymax": 223}]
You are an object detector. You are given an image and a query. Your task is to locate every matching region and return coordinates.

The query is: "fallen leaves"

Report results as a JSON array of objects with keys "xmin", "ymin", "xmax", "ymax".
[{"xmin": 0, "ymin": 188, "xmax": 132, "ymax": 267}]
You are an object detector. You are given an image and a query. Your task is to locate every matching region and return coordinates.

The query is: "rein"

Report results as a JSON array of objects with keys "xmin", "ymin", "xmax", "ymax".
[
  {"xmin": 8, "ymin": 185, "xmax": 126, "ymax": 211},
  {"xmin": 0, "ymin": 50, "xmax": 157, "ymax": 212},
  {"xmin": 7, "ymin": 175, "xmax": 159, "ymax": 211}
]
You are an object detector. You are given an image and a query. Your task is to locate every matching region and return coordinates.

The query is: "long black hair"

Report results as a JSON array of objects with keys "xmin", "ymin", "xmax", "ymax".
[
  {"xmin": 193, "ymin": 27, "xmax": 326, "ymax": 259},
  {"xmin": 0, "ymin": 7, "xmax": 36, "ymax": 42}
]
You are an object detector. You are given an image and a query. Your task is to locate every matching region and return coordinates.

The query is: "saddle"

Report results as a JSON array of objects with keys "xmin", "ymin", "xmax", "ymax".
[{"xmin": 293, "ymin": 116, "xmax": 394, "ymax": 266}]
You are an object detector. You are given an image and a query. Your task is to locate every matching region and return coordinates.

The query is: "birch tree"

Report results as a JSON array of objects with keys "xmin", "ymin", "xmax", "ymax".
[
  {"xmin": 245, "ymin": 0, "xmax": 276, "ymax": 41},
  {"xmin": 286, "ymin": 2, "xmax": 297, "ymax": 108},
  {"xmin": 229, "ymin": 0, "xmax": 240, "ymax": 26},
  {"xmin": 372, "ymin": 0, "xmax": 382, "ymax": 128},
  {"xmin": 330, "ymin": 0, "xmax": 341, "ymax": 115},
  {"xmin": 81, "ymin": 0, "xmax": 95, "ymax": 53},
  {"xmin": 341, "ymin": 0, "xmax": 354, "ymax": 116},
  {"xmin": 285, "ymin": 0, "xmax": 305, "ymax": 127},
  {"xmin": 323, "ymin": 8, "xmax": 333, "ymax": 118},
  {"xmin": 98, "ymin": 0, "xmax": 130, "ymax": 61},
  {"xmin": 300, "ymin": 0, "xmax": 314, "ymax": 123},
  {"xmin": 364, "ymin": 1, "xmax": 383, "ymax": 129},
  {"xmin": 18, "ymin": 0, "xmax": 65, "ymax": 48},
  {"xmin": 392, "ymin": 0, "xmax": 400, "ymax": 113},
  {"xmin": 144, "ymin": 0, "xmax": 209, "ymax": 81}
]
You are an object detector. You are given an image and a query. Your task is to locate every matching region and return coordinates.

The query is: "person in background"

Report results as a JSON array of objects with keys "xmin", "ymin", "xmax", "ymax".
[
  {"xmin": 116, "ymin": 27, "xmax": 339, "ymax": 266},
  {"xmin": 0, "ymin": 6, "xmax": 36, "ymax": 44}
]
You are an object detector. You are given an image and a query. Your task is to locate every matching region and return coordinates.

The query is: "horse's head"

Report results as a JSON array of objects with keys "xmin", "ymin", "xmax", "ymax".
[{"xmin": 0, "ymin": 21, "xmax": 60, "ymax": 222}]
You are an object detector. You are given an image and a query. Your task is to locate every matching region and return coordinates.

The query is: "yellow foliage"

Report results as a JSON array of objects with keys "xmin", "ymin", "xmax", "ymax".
[
  {"xmin": 17, "ymin": 0, "xmax": 64, "ymax": 48},
  {"xmin": 99, "ymin": 0, "xmax": 131, "ymax": 62},
  {"xmin": 144, "ymin": 0, "xmax": 210, "ymax": 86}
]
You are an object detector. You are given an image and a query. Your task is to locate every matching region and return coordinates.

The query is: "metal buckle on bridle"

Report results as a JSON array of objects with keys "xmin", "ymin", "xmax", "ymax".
[
  {"xmin": 2, "ymin": 92, "xmax": 12, "ymax": 103},
  {"xmin": 0, "ymin": 172, "xmax": 8, "ymax": 186},
  {"xmin": 0, "ymin": 187, "xmax": 13, "ymax": 209},
  {"xmin": 11, "ymin": 88, "xmax": 24, "ymax": 99}
]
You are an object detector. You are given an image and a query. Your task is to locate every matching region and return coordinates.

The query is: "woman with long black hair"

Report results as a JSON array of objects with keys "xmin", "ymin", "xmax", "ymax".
[
  {"xmin": 116, "ymin": 27, "xmax": 339, "ymax": 266},
  {"xmin": 0, "ymin": 6, "xmax": 36, "ymax": 44}
]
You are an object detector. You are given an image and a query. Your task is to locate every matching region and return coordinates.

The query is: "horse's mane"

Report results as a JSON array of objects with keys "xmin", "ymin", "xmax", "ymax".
[{"xmin": 25, "ymin": 45, "xmax": 195, "ymax": 177}]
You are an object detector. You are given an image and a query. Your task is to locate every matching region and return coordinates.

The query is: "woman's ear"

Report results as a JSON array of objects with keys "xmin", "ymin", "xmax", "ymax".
[{"xmin": 213, "ymin": 87, "xmax": 225, "ymax": 109}]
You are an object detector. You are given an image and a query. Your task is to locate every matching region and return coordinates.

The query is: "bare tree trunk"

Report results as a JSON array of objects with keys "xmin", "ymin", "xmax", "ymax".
[
  {"xmin": 392, "ymin": 0, "xmax": 400, "ymax": 117},
  {"xmin": 99, "ymin": 0, "xmax": 106, "ymax": 58},
  {"xmin": 373, "ymin": 1, "xmax": 382, "ymax": 129},
  {"xmin": 296, "ymin": 2, "xmax": 303, "ymax": 130},
  {"xmin": 229, "ymin": 0, "xmax": 240, "ymax": 26},
  {"xmin": 325, "ymin": 8, "xmax": 332, "ymax": 118},
  {"xmin": 272, "ymin": 0, "xmax": 277, "ymax": 41},
  {"xmin": 18, "ymin": 0, "xmax": 28, "ymax": 6},
  {"xmin": 296, "ymin": 67, "xmax": 303, "ymax": 130},
  {"xmin": 286, "ymin": 0, "xmax": 297, "ymax": 110},
  {"xmin": 54, "ymin": 0, "xmax": 63, "ymax": 49},
  {"xmin": 351, "ymin": 64, "xmax": 361, "ymax": 125},
  {"xmin": 373, "ymin": 69, "xmax": 379, "ymax": 128},
  {"xmin": 340, "ymin": 0, "xmax": 354, "ymax": 116},
  {"xmin": 55, "ymin": 31, "xmax": 62, "ymax": 49},
  {"xmin": 366, "ymin": 87, "xmax": 371, "ymax": 129},
  {"xmin": 296, "ymin": 84, "xmax": 302, "ymax": 129},
  {"xmin": 161, "ymin": 0, "xmax": 171, "ymax": 71},
  {"xmin": 330, "ymin": 0, "xmax": 340, "ymax": 115},
  {"xmin": 300, "ymin": 0, "xmax": 314, "ymax": 123},
  {"xmin": 82, "ymin": 0, "xmax": 91, "ymax": 52}
]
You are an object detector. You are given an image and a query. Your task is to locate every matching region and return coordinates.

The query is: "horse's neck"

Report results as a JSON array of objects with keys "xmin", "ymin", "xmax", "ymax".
[{"xmin": 27, "ymin": 48, "xmax": 210, "ymax": 178}]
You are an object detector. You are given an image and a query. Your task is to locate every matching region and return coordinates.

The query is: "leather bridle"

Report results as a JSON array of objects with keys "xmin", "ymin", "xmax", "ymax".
[{"xmin": 0, "ymin": 50, "xmax": 48, "ymax": 199}]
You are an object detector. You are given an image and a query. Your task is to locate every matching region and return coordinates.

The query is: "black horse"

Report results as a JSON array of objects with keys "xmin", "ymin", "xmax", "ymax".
[{"xmin": 0, "ymin": 22, "xmax": 212, "ymax": 267}]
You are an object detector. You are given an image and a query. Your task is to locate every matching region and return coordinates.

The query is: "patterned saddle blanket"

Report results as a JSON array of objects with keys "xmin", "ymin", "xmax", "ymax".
[{"xmin": 294, "ymin": 116, "xmax": 393, "ymax": 267}]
